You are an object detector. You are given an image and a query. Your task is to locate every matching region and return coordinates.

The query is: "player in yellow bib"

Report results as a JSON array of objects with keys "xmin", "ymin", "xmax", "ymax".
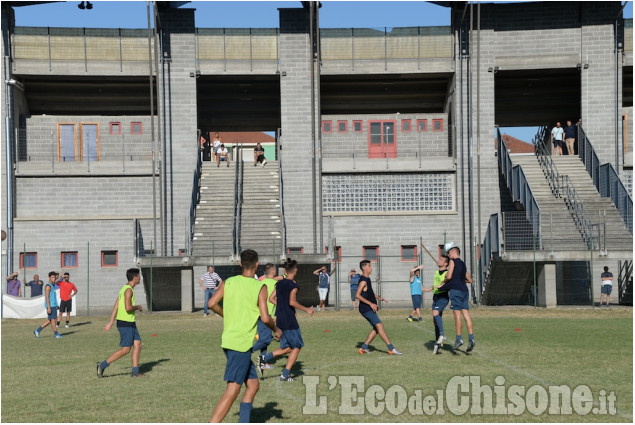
[
  {"xmin": 422, "ymin": 255, "xmax": 450, "ymax": 354},
  {"xmin": 97, "ymin": 268, "xmax": 146, "ymax": 378},
  {"xmin": 208, "ymin": 250, "xmax": 281, "ymax": 423},
  {"xmin": 253, "ymin": 263, "xmax": 278, "ymax": 371}
]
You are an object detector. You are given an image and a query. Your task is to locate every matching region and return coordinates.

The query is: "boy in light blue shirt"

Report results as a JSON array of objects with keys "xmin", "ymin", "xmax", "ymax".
[{"xmin": 407, "ymin": 265, "xmax": 424, "ymax": 322}]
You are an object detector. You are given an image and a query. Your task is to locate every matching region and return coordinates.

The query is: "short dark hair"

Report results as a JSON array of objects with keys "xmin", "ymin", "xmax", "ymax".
[
  {"xmin": 360, "ymin": 259, "xmax": 371, "ymax": 270},
  {"xmin": 441, "ymin": 255, "xmax": 450, "ymax": 265},
  {"xmin": 450, "ymin": 246, "xmax": 461, "ymax": 255},
  {"xmin": 604, "ymin": 266, "xmax": 609, "ymax": 272},
  {"xmin": 264, "ymin": 263, "xmax": 276, "ymax": 273},
  {"xmin": 282, "ymin": 258, "xmax": 297, "ymax": 273},
  {"xmin": 63, "ymin": 272, "xmax": 70, "ymax": 277},
  {"xmin": 240, "ymin": 249, "xmax": 259, "ymax": 269},
  {"xmin": 49, "ymin": 271, "xmax": 57, "ymax": 278},
  {"xmin": 126, "ymin": 268, "xmax": 140, "ymax": 282}
]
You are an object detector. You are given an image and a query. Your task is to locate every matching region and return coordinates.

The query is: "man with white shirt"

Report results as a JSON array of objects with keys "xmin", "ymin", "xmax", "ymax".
[
  {"xmin": 551, "ymin": 122, "xmax": 564, "ymax": 156},
  {"xmin": 217, "ymin": 143, "xmax": 230, "ymax": 168},
  {"xmin": 599, "ymin": 266, "xmax": 614, "ymax": 307}
]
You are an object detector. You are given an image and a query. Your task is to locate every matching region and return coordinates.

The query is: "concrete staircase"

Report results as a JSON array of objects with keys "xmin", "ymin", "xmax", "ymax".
[
  {"xmin": 240, "ymin": 161, "xmax": 283, "ymax": 256},
  {"xmin": 511, "ymin": 155, "xmax": 632, "ymax": 252},
  {"xmin": 191, "ymin": 160, "xmax": 283, "ymax": 258},
  {"xmin": 192, "ymin": 161, "xmax": 237, "ymax": 256}
]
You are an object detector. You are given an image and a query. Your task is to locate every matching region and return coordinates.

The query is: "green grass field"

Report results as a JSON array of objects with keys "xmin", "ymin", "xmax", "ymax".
[{"xmin": 1, "ymin": 307, "xmax": 632, "ymax": 423}]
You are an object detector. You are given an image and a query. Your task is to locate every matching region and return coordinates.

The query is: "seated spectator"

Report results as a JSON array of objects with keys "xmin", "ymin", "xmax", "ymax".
[
  {"xmin": 217, "ymin": 144, "xmax": 230, "ymax": 168},
  {"xmin": 26, "ymin": 274, "xmax": 44, "ymax": 297},
  {"xmin": 254, "ymin": 143, "xmax": 267, "ymax": 167}
]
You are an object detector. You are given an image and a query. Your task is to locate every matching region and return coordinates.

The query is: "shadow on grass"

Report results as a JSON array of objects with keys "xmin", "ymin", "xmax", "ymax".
[
  {"xmin": 250, "ymin": 402, "xmax": 284, "ymax": 422},
  {"xmin": 259, "ymin": 361, "xmax": 305, "ymax": 381},
  {"xmin": 354, "ymin": 341, "xmax": 388, "ymax": 354},
  {"xmin": 140, "ymin": 358, "xmax": 170, "ymax": 373},
  {"xmin": 68, "ymin": 321, "xmax": 92, "ymax": 327}
]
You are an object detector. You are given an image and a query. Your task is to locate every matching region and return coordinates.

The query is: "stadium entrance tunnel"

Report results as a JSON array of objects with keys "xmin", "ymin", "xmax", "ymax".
[
  {"xmin": 320, "ymin": 73, "xmax": 453, "ymax": 114},
  {"xmin": 196, "ymin": 75, "xmax": 281, "ymax": 131},
  {"xmin": 495, "ymin": 68, "xmax": 581, "ymax": 127}
]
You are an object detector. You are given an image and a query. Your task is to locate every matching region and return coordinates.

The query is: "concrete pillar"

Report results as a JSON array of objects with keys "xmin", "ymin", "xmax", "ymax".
[
  {"xmin": 538, "ymin": 263, "xmax": 557, "ymax": 308},
  {"xmin": 181, "ymin": 268, "xmax": 193, "ymax": 312}
]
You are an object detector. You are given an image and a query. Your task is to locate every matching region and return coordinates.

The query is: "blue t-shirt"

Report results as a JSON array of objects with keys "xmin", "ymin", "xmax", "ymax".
[
  {"xmin": 44, "ymin": 283, "xmax": 59, "ymax": 308},
  {"xmin": 564, "ymin": 125, "xmax": 576, "ymax": 139},
  {"xmin": 318, "ymin": 271, "xmax": 330, "ymax": 289},
  {"xmin": 410, "ymin": 275, "xmax": 422, "ymax": 296},
  {"xmin": 28, "ymin": 280, "xmax": 43, "ymax": 297},
  {"xmin": 349, "ymin": 273, "xmax": 360, "ymax": 289},
  {"xmin": 275, "ymin": 279, "xmax": 299, "ymax": 330},
  {"xmin": 358, "ymin": 276, "xmax": 378, "ymax": 314},
  {"xmin": 443, "ymin": 258, "xmax": 468, "ymax": 292}
]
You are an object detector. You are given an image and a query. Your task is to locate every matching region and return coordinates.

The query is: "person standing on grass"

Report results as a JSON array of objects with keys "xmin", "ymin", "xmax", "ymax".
[
  {"xmin": 199, "ymin": 265, "xmax": 223, "ymax": 317},
  {"xmin": 57, "ymin": 272, "xmax": 78, "ymax": 328},
  {"xmin": 259, "ymin": 258, "xmax": 314, "ymax": 382},
  {"xmin": 252, "ymin": 263, "xmax": 278, "ymax": 371},
  {"xmin": 314, "ymin": 264, "xmax": 335, "ymax": 311},
  {"xmin": 97, "ymin": 268, "xmax": 146, "ymax": 378},
  {"xmin": 599, "ymin": 266, "xmax": 614, "ymax": 307},
  {"xmin": 33, "ymin": 271, "xmax": 63, "ymax": 339},
  {"xmin": 208, "ymin": 250, "xmax": 280, "ymax": 423},
  {"xmin": 407, "ymin": 264, "xmax": 424, "ymax": 322},
  {"xmin": 438, "ymin": 245, "xmax": 475, "ymax": 352},
  {"xmin": 356, "ymin": 260, "xmax": 403, "ymax": 355},
  {"xmin": 421, "ymin": 255, "xmax": 450, "ymax": 354},
  {"xmin": 348, "ymin": 268, "xmax": 361, "ymax": 310}
]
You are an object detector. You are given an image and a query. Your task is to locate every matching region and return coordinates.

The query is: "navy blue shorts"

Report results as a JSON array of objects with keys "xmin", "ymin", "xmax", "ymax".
[
  {"xmin": 256, "ymin": 318, "xmax": 272, "ymax": 345},
  {"xmin": 118, "ymin": 325, "xmax": 141, "ymax": 347},
  {"xmin": 47, "ymin": 307, "xmax": 58, "ymax": 320},
  {"xmin": 411, "ymin": 294, "xmax": 422, "ymax": 309},
  {"xmin": 432, "ymin": 294, "xmax": 449, "ymax": 313},
  {"xmin": 280, "ymin": 328, "xmax": 304, "ymax": 349},
  {"xmin": 601, "ymin": 285, "xmax": 612, "ymax": 295},
  {"xmin": 350, "ymin": 287, "xmax": 358, "ymax": 301},
  {"xmin": 450, "ymin": 290, "xmax": 470, "ymax": 311},
  {"xmin": 360, "ymin": 309, "xmax": 382, "ymax": 326},
  {"xmin": 223, "ymin": 348, "xmax": 258, "ymax": 385}
]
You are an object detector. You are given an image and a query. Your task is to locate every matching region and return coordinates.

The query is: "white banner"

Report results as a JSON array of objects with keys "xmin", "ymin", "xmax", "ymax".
[{"xmin": 2, "ymin": 290, "xmax": 76, "ymax": 319}]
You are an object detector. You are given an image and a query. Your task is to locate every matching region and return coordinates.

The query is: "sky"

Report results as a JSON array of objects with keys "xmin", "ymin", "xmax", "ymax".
[{"xmin": 11, "ymin": 1, "xmax": 634, "ymax": 143}]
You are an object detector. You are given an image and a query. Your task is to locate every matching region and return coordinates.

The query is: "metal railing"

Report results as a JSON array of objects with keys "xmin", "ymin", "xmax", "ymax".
[
  {"xmin": 497, "ymin": 127, "xmax": 541, "ymax": 241},
  {"xmin": 187, "ymin": 142, "xmax": 203, "ymax": 256},
  {"xmin": 618, "ymin": 259, "xmax": 633, "ymax": 305},
  {"xmin": 134, "ymin": 218, "xmax": 145, "ymax": 258},
  {"xmin": 480, "ymin": 213, "xmax": 501, "ymax": 296},
  {"xmin": 231, "ymin": 144, "xmax": 243, "ymax": 257},
  {"xmin": 534, "ymin": 127, "xmax": 598, "ymax": 249},
  {"xmin": 577, "ymin": 125, "xmax": 633, "ymax": 234},
  {"xmin": 276, "ymin": 129, "xmax": 287, "ymax": 257}
]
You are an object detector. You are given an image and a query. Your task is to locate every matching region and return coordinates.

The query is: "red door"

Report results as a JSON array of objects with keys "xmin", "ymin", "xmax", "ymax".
[{"xmin": 368, "ymin": 120, "xmax": 397, "ymax": 158}]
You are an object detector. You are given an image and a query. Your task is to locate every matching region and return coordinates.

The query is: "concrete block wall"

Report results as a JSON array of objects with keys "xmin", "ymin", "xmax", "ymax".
[
  {"xmin": 157, "ymin": 8, "xmax": 199, "ymax": 256},
  {"xmin": 279, "ymin": 8, "xmax": 320, "ymax": 254},
  {"xmin": 11, "ymin": 219, "xmax": 146, "ymax": 315},
  {"xmin": 22, "ymin": 115, "xmax": 155, "ymax": 162},
  {"xmin": 321, "ymin": 113, "xmax": 449, "ymax": 159}
]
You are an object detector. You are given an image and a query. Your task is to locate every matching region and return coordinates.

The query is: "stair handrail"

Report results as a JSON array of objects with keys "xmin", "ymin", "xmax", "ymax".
[
  {"xmin": 237, "ymin": 145, "xmax": 244, "ymax": 255},
  {"xmin": 480, "ymin": 213, "xmax": 501, "ymax": 297},
  {"xmin": 578, "ymin": 125, "xmax": 632, "ymax": 234},
  {"xmin": 618, "ymin": 260, "xmax": 633, "ymax": 305},
  {"xmin": 276, "ymin": 129, "xmax": 287, "ymax": 258},
  {"xmin": 534, "ymin": 127, "xmax": 598, "ymax": 249},
  {"xmin": 188, "ymin": 137, "xmax": 203, "ymax": 255},
  {"xmin": 497, "ymin": 127, "xmax": 541, "ymax": 243},
  {"xmin": 232, "ymin": 144, "xmax": 242, "ymax": 257}
]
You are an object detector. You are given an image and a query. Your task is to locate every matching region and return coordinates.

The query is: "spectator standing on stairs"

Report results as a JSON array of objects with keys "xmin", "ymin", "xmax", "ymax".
[
  {"xmin": 551, "ymin": 122, "xmax": 564, "ymax": 156},
  {"xmin": 212, "ymin": 132, "xmax": 222, "ymax": 161},
  {"xmin": 563, "ymin": 120, "xmax": 576, "ymax": 155}
]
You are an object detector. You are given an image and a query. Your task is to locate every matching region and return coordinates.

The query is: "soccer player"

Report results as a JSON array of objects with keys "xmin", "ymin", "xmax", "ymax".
[
  {"xmin": 33, "ymin": 271, "xmax": 63, "ymax": 339},
  {"xmin": 356, "ymin": 260, "xmax": 403, "ymax": 355},
  {"xmin": 438, "ymin": 246, "xmax": 475, "ymax": 352},
  {"xmin": 57, "ymin": 272, "xmax": 78, "ymax": 328},
  {"xmin": 422, "ymin": 256, "xmax": 450, "ymax": 354},
  {"xmin": 208, "ymin": 250, "xmax": 280, "ymax": 423},
  {"xmin": 252, "ymin": 263, "xmax": 278, "ymax": 371},
  {"xmin": 259, "ymin": 258, "xmax": 314, "ymax": 381},
  {"xmin": 97, "ymin": 268, "xmax": 146, "ymax": 378},
  {"xmin": 407, "ymin": 264, "xmax": 424, "ymax": 322}
]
